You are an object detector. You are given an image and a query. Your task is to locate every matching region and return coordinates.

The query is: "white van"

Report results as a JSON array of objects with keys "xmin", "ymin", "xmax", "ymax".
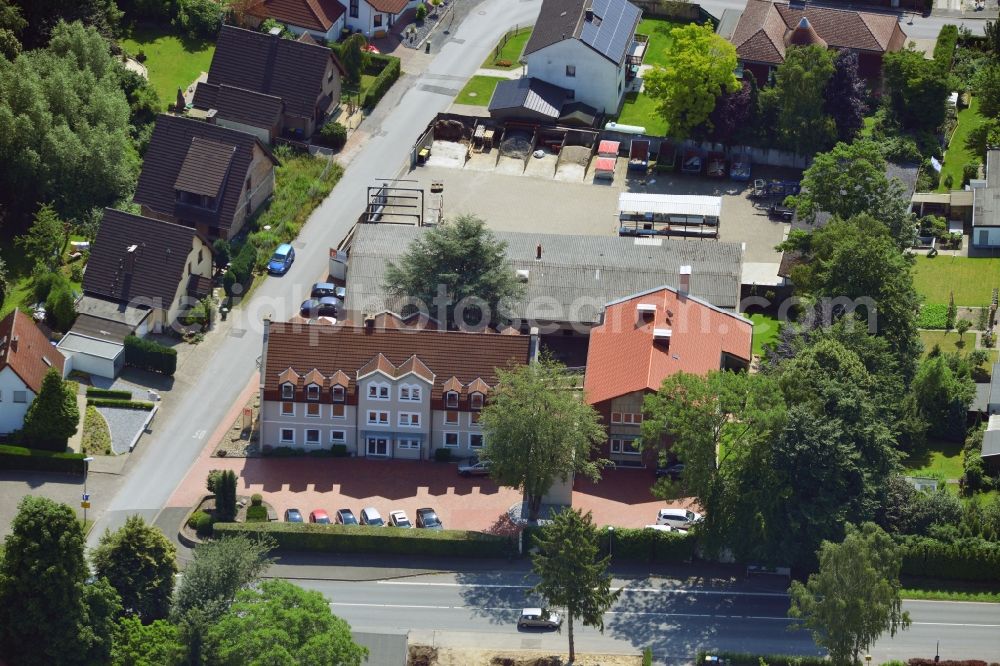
[{"xmin": 656, "ymin": 508, "xmax": 702, "ymax": 530}]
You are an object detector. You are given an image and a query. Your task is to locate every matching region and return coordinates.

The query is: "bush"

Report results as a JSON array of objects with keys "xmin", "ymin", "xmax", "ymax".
[
  {"xmin": 262, "ymin": 446, "xmax": 306, "ymax": 457},
  {"xmin": 909, "ymin": 661, "xmax": 992, "ymax": 666},
  {"xmin": 212, "ymin": 238, "xmax": 231, "ymax": 270},
  {"xmin": 963, "ymin": 161, "xmax": 982, "ymax": 186},
  {"xmin": 86, "ymin": 398, "xmax": 154, "ymax": 411},
  {"xmin": 216, "ymin": 470, "xmax": 237, "ymax": 522},
  {"xmin": 900, "ymin": 535, "xmax": 1000, "ymax": 581},
  {"xmin": 331, "ymin": 444, "xmax": 349, "ymax": 457},
  {"xmin": 917, "ymin": 303, "xmax": 949, "ymax": 329},
  {"xmin": 214, "ymin": 522, "xmax": 512, "ymax": 557},
  {"xmin": 174, "ymin": 0, "xmax": 222, "ymax": 40},
  {"xmin": 694, "ymin": 651, "xmax": 829, "ymax": 666},
  {"xmin": 596, "ymin": 527, "xmax": 697, "ymax": 563},
  {"xmin": 45, "ymin": 284, "xmax": 76, "ymax": 331},
  {"xmin": 434, "ymin": 448, "xmax": 453, "ymax": 462},
  {"xmin": 246, "ymin": 505, "xmax": 268, "ymax": 522},
  {"xmin": 187, "ymin": 510, "xmax": 214, "ymax": 537},
  {"xmin": 227, "ymin": 242, "xmax": 257, "ymax": 294},
  {"xmin": 69, "ymin": 262, "xmax": 84, "ymax": 283},
  {"xmin": 206, "ymin": 469, "xmax": 223, "ymax": 493},
  {"xmin": 251, "ymin": 493, "xmax": 263, "ymax": 507},
  {"xmin": 362, "ymin": 54, "xmax": 401, "ymax": 109},
  {"xmin": 315, "ymin": 122, "xmax": 348, "ymax": 150},
  {"xmin": 415, "ymin": 3, "xmax": 427, "ymax": 21},
  {"xmin": 85, "ymin": 387, "xmax": 132, "ymax": 400},
  {"xmin": 123, "ymin": 336, "xmax": 177, "ymax": 376},
  {"xmin": 933, "ymin": 24, "xmax": 960, "ymax": 71},
  {"xmin": 0, "ymin": 444, "xmax": 85, "ymax": 474}
]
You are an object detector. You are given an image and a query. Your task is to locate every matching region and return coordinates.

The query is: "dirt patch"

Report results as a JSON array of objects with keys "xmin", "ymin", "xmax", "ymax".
[
  {"xmin": 409, "ymin": 646, "xmax": 640, "ymax": 666},
  {"xmin": 560, "ymin": 145, "xmax": 592, "ymax": 168},
  {"xmin": 501, "ymin": 130, "xmax": 533, "ymax": 159}
]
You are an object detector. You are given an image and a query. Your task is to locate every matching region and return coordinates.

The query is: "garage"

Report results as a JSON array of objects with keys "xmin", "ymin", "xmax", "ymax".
[{"xmin": 57, "ymin": 332, "xmax": 124, "ymax": 379}]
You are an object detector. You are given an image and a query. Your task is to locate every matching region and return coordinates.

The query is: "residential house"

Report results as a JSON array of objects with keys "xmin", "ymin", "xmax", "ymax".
[
  {"xmin": 134, "ymin": 114, "xmax": 280, "ymax": 240},
  {"xmin": 583, "ymin": 285, "xmax": 752, "ymax": 466},
  {"xmin": 80, "ymin": 208, "xmax": 214, "ymax": 334},
  {"xmin": 259, "ymin": 319, "xmax": 533, "ymax": 457},
  {"xmin": 343, "ymin": 0, "xmax": 419, "ymax": 39},
  {"xmin": 522, "ymin": 0, "xmax": 642, "ymax": 114},
  {"xmin": 970, "ymin": 149, "xmax": 1000, "ymax": 249},
  {"xmin": 247, "ymin": 0, "xmax": 420, "ymax": 40},
  {"xmin": 193, "ymin": 25, "xmax": 345, "ymax": 142},
  {"xmin": 0, "ymin": 310, "xmax": 66, "ymax": 435},
  {"xmin": 728, "ymin": 0, "xmax": 907, "ymax": 83}
]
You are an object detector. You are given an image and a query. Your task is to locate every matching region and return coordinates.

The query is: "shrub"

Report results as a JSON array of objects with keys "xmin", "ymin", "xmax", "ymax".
[
  {"xmin": 434, "ymin": 448, "xmax": 453, "ymax": 462},
  {"xmin": 216, "ymin": 470, "xmax": 237, "ymax": 522},
  {"xmin": 0, "ymin": 444, "xmax": 85, "ymax": 474},
  {"xmin": 222, "ymin": 270, "xmax": 237, "ymax": 297},
  {"xmin": 85, "ymin": 387, "xmax": 132, "ymax": 400},
  {"xmin": 315, "ymin": 122, "xmax": 348, "ymax": 150},
  {"xmin": 123, "ymin": 336, "xmax": 177, "ymax": 376},
  {"xmin": 227, "ymin": 242, "xmax": 257, "ymax": 293},
  {"xmin": 212, "ymin": 238, "xmax": 231, "ymax": 270},
  {"xmin": 933, "ymin": 24, "xmax": 960, "ymax": 71},
  {"xmin": 213, "ymin": 522, "xmax": 512, "ymax": 557},
  {"xmin": 900, "ymin": 535, "xmax": 1000, "ymax": 581},
  {"xmin": 246, "ymin": 505, "xmax": 268, "ymax": 522},
  {"xmin": 595, "ymin": 527, "xmax": 696, "ymax": 563},
  {"xmin": 963, "ymin": 161, "xmax": 982, "ymax": 186},
  {"xmin": 331, "ymin": 444, "xmax": 349, "ymax": 457},
  {"xmin": 187, "ymin": 510, "xmax": 214, "ymax": 537},
  {"xmin": 694, "ymin": 651, "xmax": 829, "ymax": 666},
  {"xmin": 206, "ymin": 469, "xmax": 223, "ymax": 494},
  {"xmin": 909, "ymin": 661, "xmax": 991, "ymax": 666},
  {"xmin": 251, "ymin": 493, "xmax": 263, "ymax": 507},
  {"xmin": 69, "ymin": 262, "xmax": 84, "ymax": 283},
  {"xmin": 415, "ymin": 3, "xmax": 427, "ymax": 21},
  {"xmin": 263, "ymin": 446, "xmax": 305, "ymax": 457},
  {"xmin": 85, "ymin": 398, "xmax": 154, "ymax": 411},
  {"xmin": 362, "ymin": 54, "xmax": 401, "ymax": 109},
  {"xmin": 45, "ymin": 283, "xmax": 76, "ymax": 331},
  {"xmin": 917, "ymin": 303, "xmax": 949, "ymax": 329},
  {"xmin": 135, "ymin": 50, "xmax": 147, "ymax": 63},
  {"xmin": 174, "ymin": 0, "xmax": 223, "ymax": 40}
]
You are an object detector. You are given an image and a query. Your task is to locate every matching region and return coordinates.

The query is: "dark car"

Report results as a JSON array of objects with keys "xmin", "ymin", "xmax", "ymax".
[
  {"xmin": 415, "ymin": 507, "xmax": 443, "ymax": 530},
  {"xmin": 335, "ymin": 508, "xmax": 358, "ymax": 525},
  {"xmin": 310, "ymin": 282, "xmax": 347, "ymax": 301},
  {"xmin": 267, "ymin": 243, "xmax": 294, "ymax": 275},
  {"xmin": 284, "ymin": 508, "xmax": 303, "ymax": 523},
  {"xmin": 299, "ymin": 296, "xmax": 342, "ymax": 318},
  {"xmin": 655, "ymin": 463, "xmax": 685, "ymax": 481}
]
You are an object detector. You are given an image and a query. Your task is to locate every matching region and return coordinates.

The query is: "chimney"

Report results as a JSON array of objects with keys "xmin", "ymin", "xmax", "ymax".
[
  {"xmin": 10, "ymin": 335, "xmax": 18, "ymax": 353},
  {"xmin": 679, "ymin": 265, "xmax": 691, "ymax": 295},
  {"xmin": 585, "ymin": 8, "xmax": 594, "ymax": 21},
  {"xmin": 126, "ymin": 244, "xmax": 138, "ymax": 274},
  {"xmin": 536, "ymin": 244, "xmax": 542, "ymax": 261},
  {"xmin": 529, "ymin": 326, "xmax": 540, "ymax": 362}
]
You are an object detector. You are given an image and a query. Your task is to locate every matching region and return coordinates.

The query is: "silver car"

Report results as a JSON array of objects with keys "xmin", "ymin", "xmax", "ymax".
[{"xmin": 517, "ymin": 608, "xmax": 561, "ymax": 630}]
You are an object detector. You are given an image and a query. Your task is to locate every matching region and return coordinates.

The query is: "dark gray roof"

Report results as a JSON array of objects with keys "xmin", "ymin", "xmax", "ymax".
[
  {"xmin": 345, "ymin": 224, "xmax": 744, "ymax": 326},
  {"xmin": 984, "ymin": 415, "xmax": 1000, "ymax": 458},
  {"xmin": 173, "ymin": 137, "xmax": 237, "ymax": 198},
  {"xmin": 974, "ymin": 149, "xmax": 1000, "ymax": 229},
  {"xmin": 523, "ymin": 0, "xmax": 642, "ymax": 65},
  {"xmin": 70, "ymin": 313, "xmax": 135, "ymax": 344},
  {"xmin": 488, "ymin": 77, "xmax": 571, "ymax": 119},
  {"xmin": 974, "ymin": 381, "xmax": 990, "ymax": 413},
  {"xmin": 192, "ymin": 82, "xmax": 284, "ymax": 130}
]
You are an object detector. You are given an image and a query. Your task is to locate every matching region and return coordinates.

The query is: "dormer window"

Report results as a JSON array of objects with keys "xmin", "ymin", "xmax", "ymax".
[
  {"xmin": 470, "ymin": 392, "xmax": 484, "ymax": 410},
  {"xmin": 306, "ymin": 384, "xmax": 320, "ymax": 400},
  {"xmin": 281, "ymin": 383, "xmax": 294, "ymax": 399},
  {"xmin": 445, "ymin": 391, "xmax": 459, "ymax": 408},
  {"xmin": 332, "ymin": 385, "xmax": 345, "ymax": 402}
]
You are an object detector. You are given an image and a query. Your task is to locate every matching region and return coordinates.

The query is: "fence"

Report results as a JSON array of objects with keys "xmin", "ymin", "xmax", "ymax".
[
  {"xmin": 491, "ymin": 24, "xmax": 531, "ymax": 63},
  {"xmin": 598, "ymin": 131, "xmax": 813, "ymax": 170}
]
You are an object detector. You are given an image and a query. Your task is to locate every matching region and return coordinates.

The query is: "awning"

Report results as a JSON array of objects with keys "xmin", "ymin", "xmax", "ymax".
[
  {"xmin": 595, "ymin": 157, "xmax": 617, "ymax": 172},
  {"xmin": 598, "ymin": 140, "xmax": 620, "ymax": 157},
  {"xmin": 361, "ymin": 431, "xmax": 425, "ymax": 442}
]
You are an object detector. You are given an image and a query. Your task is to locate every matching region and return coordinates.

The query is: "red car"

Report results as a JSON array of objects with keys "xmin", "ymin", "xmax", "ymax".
[{"xmin": 309, "ymin": 509, "xmax": 331, "ymax": 524}]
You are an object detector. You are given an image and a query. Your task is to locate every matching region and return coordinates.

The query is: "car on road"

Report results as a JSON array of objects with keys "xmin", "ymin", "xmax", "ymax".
[
  {"xmin": 517, "ymin": 608, "xmax": 561, "ymax": 630},
  {"xmin": 309, "ymin": 509, "xmax": 331, "ymax": 524},
  {"xmin": 655, "ymin": 463, "xmax": 685, "ymax": 480},
  {"xmin": 267, "ymin": 243, "xmax": 295, "ymax": 275},
  {"xmin": 299, "ymin": 296, "xmax": 341, "ymax": 319},
  {"xmin": 389, "ymin": 510, "xmax": 413, "ymax": 528},
  {"xmin": 335, "ymin": 509, "xmax": 358, "ymax": 525},
  {"xmin": 656, "ymin": 508, "xmax": 702, "ymax": 530},
  {"xmin": 310, "ymin": 282, "xmax": 347, "ymax": 301},
  {"xmin": 359, "ymin": 507, "xmax": 384, "ymax": 526},
  {"xmin": 415, "ymin": 507, "xmax": 443, "ymax": 530},
  {"xmin": 284, "ymin": 508, "xmax": 303, "ymax": 523},
  {"xmin": 458, "ymin": 459, "xmax": 491, "ymax": 477}
]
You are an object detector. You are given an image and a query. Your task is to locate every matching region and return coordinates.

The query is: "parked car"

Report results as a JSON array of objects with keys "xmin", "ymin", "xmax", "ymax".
[
  {"xmin": 310, "ymin": 282, "xmax": 347, "ymax": 301},
  {"xmin": 359, "ymin": 507, "xmax": 384, "ymax": 526},
  {"xmin": 299, "ymin": 296, "xmax": 342, "ymax": 319},
  {"xmin": 655, "ymin": 463, "xmax": 685, "ymax": 480},
  {"xmin": 458, "ymin": 459, "xmax": 491, "ymax": 477},
  {"xmin": 267, "ymin": 243, "xmax": 295, "ymax": 275},
  {"xmin": 309, "ymin": 509, "xmax": 330, "ymax": 524},
  {"xmin": 284, "ymin": 508, "xmax": 303, "ymax": 523},
  {"xmin": 656, "ymin": 508, "xmax": 702, "ymax": 530},
  {"xmin": 415, "ymin": 507, "xmax": 443, "ymax": 530},
  {"xmin": 389, "ymin": 510, "xmax": 413, "ymax": 528},
  {"xmin": 644, "ymin": 524, "xmax": 676, "ymax": 532},
  {"xmin": 336, "ymin": 508, "xmax": 358, "ymax": 525},
  {"xmin": 517, "ymin": 608, "xmax": 561, "ymax": 630}
]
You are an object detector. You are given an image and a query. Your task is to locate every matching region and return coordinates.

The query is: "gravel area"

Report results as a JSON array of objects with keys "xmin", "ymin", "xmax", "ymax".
[
  {"xmin": 97, "ymin": 406, "xmax": 153, "ymax": 455},
  {"xmin": 560, "ymin": 145, "xmax": 592, "ymax": 167},
  {"xmin": 500, "ymin": 130, "xmax": 532, "ymax": 159}
]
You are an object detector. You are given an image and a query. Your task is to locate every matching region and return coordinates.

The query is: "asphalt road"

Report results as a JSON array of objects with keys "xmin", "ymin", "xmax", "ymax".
[{"xmin": 293, "ymin": 573, "xmax": 1000, "ymax": 664}]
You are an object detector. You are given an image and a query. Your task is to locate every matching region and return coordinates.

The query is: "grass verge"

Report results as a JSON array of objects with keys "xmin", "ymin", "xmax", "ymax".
[
  {"xmin": 456, "ymin": 75, "xmax": 506, "ymax": 106},
  {"xmin": 482, "ymin": 28, "xmax": 532, "ymax": 69},
  {"xmin": 82, "ymin": 406, "xmax": 112, "ymax": 457},
  {"xmin": 120, "ymin": 24, "xmax": 215, "ymax": 109},
  {"xmin": 913, "ymin": 255, "xmax": 1000, "ymax": 306},
  {"xmin": 938, "ymin": 97, "xmax": 987, "ymax": 192},
  {"xmin": 747, "ymin": 312, "xmax": 780, "ymax": 357},
  {"xmin": 902, "ymin": 577, "xmax": 1000, "ymax": 602}
]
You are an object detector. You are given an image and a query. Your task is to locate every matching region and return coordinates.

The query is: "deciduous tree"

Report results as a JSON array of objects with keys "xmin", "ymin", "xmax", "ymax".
[
  {"xmin": 205, "ymin": 579, "xmax": 368, "ymax": 666},
  {"xmin": 883, "ymin": 46, "xmax": 949, "ymax": 133},
  {"xmin": 824, "ymin": 50, "xmax": 868, "ymax": 143},
  {"xmin": 789, "ymin": 522, "xmax": 910, "ymax": 664},
  {"xmin": 10, "ymin": 0, "xmax": 122, "ymax": 49},
  {"xmin": 22, "ymin": 367, "xmax": 79, "ymax": 451},
  {"xmin": 92, "ymin": 516, "xmax": 179, "ymax": 622},
  {"xmin": 480, "ymin": 358, "xmax": 607, "ymax": 521},
  {"xmin": 912, "ymin": 354, "xmax": 975, "ymax": 442},
  {"xmin": 643, "ymin": 23, "xmax": 739, "ymax": 139},
  {"xmin": 531, "ymin": 509, "xmax": 620, "ymax": 664},
  {"xmin": 16, "ymin": 203, "xmax": 64, "ymax": 271},
  {"xmin": 708, "ymin": 76, "xmax": 754, "ymax": 145},
  {"xmin": 341, "ymin": 33, "xmax": 369, "ymax": 86},
  {"xmin": 111, "ymin": 616, "xmax": 185, "ymax": 666},
  {"xmin": 772, "ymin": 45, "xmax": 836, "ymax": 154}
]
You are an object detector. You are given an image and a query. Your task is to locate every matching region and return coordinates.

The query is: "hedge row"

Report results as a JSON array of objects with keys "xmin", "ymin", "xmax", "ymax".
[
  {"xmin": 86, "ymin": 398, "xmax": 154, "ymax": 411},
  {"xmin": 909, "ymin": 660, "xmax": 998, "ymax": 666},
  {"xmin": 0, "ymin": 444, "xmax": 86, "ymax": 474},
  {"xmin": 85, "ymin": 387, "xmax": 132, "ymax": 400},
  {"xmin": 214, "ymin": 522, "xmax": 512, "ymax": 558},
  {"xmin": 362, "ymin": 54, "xmax": 400, "ymax": 109},
  {"xmin": 933, "ymin": 24, "xmax": 959, "ymax": 71},
  {"xmin": 225, "ymin": 242, "xmax": 258, "ymax": 297},
  {"xmin": 694, "ymin": 652, "xmax": 829, "ymax": 666},
  {"xmin": 123, "ymin": 336, "xmax": 177, "ymax": 376},
  {"xmin": 900, "ymin": 536, "xmax": 1000, "ymax": 582},
  {"xmin": 522, "ymin": 525, "xmax": 696, "ymax": 563}
]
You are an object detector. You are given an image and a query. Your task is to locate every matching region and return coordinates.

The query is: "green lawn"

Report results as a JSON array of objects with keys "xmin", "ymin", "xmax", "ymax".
[
  {"xmin": 482, "ymin": 28, "xmax": 532, "ymax": 69},
  {"xmin": 342, "ymin": 73, "xmax": 378, "ymax": 104},
  {"xmin": 0, "ymin": 235, "xmax": 84, "ymax": 318},
  {"xmin": 938, "ymin": 97, "xmax": 988, "ymax": 192},
  {"xmin": 121, "ymin": 25, "xmax": 215, "ymax": 109},
  {"xmin": 747, "ymin": 312, "xmax": 780, "ymax": 357},
  {"xmin": 617, "ymin": 91, "xmax": 667, "ymax": 136},
  {"xmin": 913, "ymin": 255, "xmax": 1000, "ymax": 306},
  {"xmin": 637, "ymin": 18, "xmax": 683, "ymax": 68},
  {"xmin": 902, "ymin": 437, "xmax": 965, "ymax": 482},
  {"xmin": 456, "ymin": 75, "xmax": 506, "ymax": 106}
]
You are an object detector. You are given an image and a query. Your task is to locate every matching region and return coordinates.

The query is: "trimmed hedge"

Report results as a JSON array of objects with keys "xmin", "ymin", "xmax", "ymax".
[
  {"xmin": 695, "ymin": 651, "xmax": 828, "ymax": 666},
  {"xmin": 246, "ymin": 505, "xmax": 268, "ymax": 522},
  {"xmin": 214, "ymin": 522, "xmax": 512, "ymax": 557},
  {"xmin": 123, "ymin": 336, "xmax": 177, "ymax": 376},
  {"xmin": 900, "ymin": 536, "xmax": 1000, "ymax": 582},
  {"xmin": 933, "ymin": 24, "xmax": 959, "ymax": 71},
  {"xmin": 0, "ymin": 444, "xmax": 86, "ymax": 474},
  {"xmin": 85, "ymin": 387, "xmax": 132, "ymax": 400},
  {"xmin": 909, "ymin": 660, "xmax": 995, "ymax": 666},
  {"xmin": 86, "ymin": 398, "xmax": 154, "ymax": 411},
  {"xmin": 522, "ymin": 525, "xmax": 696, "ymax": 563},
  {"xmin": 362, "ymin": 54, "xmax": 401, "ymax": 109},
  {"xmin": 917, "ymin": 303, "xmax": 949, "ymax": 329}
]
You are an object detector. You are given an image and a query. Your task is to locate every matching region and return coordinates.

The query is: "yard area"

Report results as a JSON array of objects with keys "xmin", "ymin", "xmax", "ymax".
[
  {"xmin": 482, "ymin": 27, "xmax": 532, "ymax": 69},
  {"xmin": 747, "ymin": 312, "xmax": 780, "ymax": 357},
  {"xmin": 617, "ymin": 91, "xmax": 667, "ymax": 136},
  {"xmin": 456, "ymin": 75, "xmax": 506, "ymax": 106},
  {"xmin": 903, "ymin": 438, "xmax": 964, "ymax": 483},
  {"xmin": 120, "ymin": 25, "xmax": 215, "ymax": 108},
  {"xmin": 912, "ymin": 255, "xmax": 1000, "ymax": 305},
  {"xmin": 938, "ymin": 97, "xmax": 988, "ymax": 192},
  {"xmin": 0, "ymin": 235, "xmax": 85, "ymax": 318},
  {"xmin": 637, "ymin": 17, "xmax": 682, "ymax": 68}
]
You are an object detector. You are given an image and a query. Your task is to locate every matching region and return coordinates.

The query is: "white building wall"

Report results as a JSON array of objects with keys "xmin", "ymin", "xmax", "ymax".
[
  {"xmin": 165, "ymin": 236, "xmax": 215, "ymax": 327},
  {"xmin": 0, "ymin": 367, "xmax": 34, "ymax": 435},
  {"xmin": 973, "ymin": 226, "xmax": 1000, "ymax": 248},
  {"xmin": 284, "ymin": 16, "xmax": 346, "ymax": 42},
  {"xmin": 260, "ymin": 399, "xmax": 359, "ymax": 452},
  {"xmin": 430, "ymin": 409, "xmax": 485, "ymax": 459},
  {"xmin": 345, "ymin": 0, "xmax": 403, "ymax": 39},
  {"xmin": 526, "ymin": 39, "xmax": 623, "ymax": 114}
]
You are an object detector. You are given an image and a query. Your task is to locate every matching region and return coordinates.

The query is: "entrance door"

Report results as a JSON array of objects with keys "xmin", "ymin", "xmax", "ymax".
[
  {"xmin": 366, "ymin": 437, "xmax": 389, "ymax": 457},
  {"xmin": 979, "ymin": 229, "xmax": 989, "ymax": 247}
]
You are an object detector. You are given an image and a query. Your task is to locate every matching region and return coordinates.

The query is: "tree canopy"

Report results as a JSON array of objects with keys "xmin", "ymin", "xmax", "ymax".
[
  {"xmin": 912, "ymin": 353, "xmax": 975, "ymax": 442},
  {"xmin": 9, "ymin": 0, "xmax": 121, "ymax": 50},
  {"xmin": 383, "ymin": 214, "xmax": 524, "ymax": 329},
  {"xmin": 480, "ymin": 358, "xmax": 607, "ymax": 521},
  {"xmin": 22, "ymin": 367, "xmax": 79, "ymax": 450},
  {"xmin": 883, "ymin": 46, "xmax": 949, "ymax": 133},
  {"xmin": 112, "ymin": 616, "xmax": 185, "ymax": 666},
  {"xmin": 771, "ymin": 45, "xmax": 836, "ymax": 154},
  {"xmin": 824, "ymin": 50, "xmax": 867, "ymax": 143},
  {"xmin": 643, "ymin": 23, "xmax": 739, "ymax": 139}
]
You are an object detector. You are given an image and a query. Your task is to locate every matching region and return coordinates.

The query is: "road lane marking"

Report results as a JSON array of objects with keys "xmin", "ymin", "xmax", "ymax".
[
  {"xmin": 377, "ymin": 581, "xmax": 789, "ymax": 597},
  {"xmin": 331, "ymin": 602, "xmax": 453, "ymax": 610},
  {"xmin": 911, "ymin": 621, "xmax": 1000, "ymax": 628}
]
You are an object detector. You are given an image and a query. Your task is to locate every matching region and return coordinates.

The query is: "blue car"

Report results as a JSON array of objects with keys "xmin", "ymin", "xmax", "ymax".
[
  {"xmin": 267, "ymin": 243, "xmax": 295, "ymax": 275},
  {"xmin": 284, "ymin": 508, "xmax": 303, "ymax": 523}
]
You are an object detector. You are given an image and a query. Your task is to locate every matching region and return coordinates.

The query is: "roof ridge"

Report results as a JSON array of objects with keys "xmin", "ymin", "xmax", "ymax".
[{"xmin": 856, "ymin": 11, "xmax": 886, "ymax": 49}]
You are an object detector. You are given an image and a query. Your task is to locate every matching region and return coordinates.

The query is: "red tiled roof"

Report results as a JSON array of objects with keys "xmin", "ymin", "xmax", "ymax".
[
  {"xmin": 367, "ymin": 0, "xmax": 409, "ymax": 13},
  {"xmin": 0, "ymin": 310, "xmax": 65, "ymax": 395},
  {"xmin": 731, "ymin": 0, "xmax": 906, "ymax": 66},
  {"xmin": 262, "ymin": 323, "xmax": 532, "ymax": 397},
  {"xmin": 583, "ymin": 286, "xmax": 752, "ymax": 406},
  {"xmin": 248, "ymin": 0, "xmax": 345, "ymax": 32}
]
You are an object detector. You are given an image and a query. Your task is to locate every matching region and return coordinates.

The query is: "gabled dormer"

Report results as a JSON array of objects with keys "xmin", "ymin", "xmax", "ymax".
[
  {"xmin": 173, "ymin": 137, "xmax": 236, "ymax": 214},
  {"xmin": 443, "ymin": 376, "xmax": 463, "ymax": 408},
  {"xmin": 278, "ymin": 367, "xmax": 301, "ymax": 399}
]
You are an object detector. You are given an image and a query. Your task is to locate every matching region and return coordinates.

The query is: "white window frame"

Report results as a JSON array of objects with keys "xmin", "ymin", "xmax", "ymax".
[
  {"xmin": 13, "ymin": 391, "xmax": 27, "ymax": 404},
  {"xmin": 367, "ymin": 410, "xmax": 389, "ymax": 425},
  {"xmin": 397, "ymin": 438, "xmax": 420, "ymax": 450},
  {"xmin": 445, "ymin": 391, "xmax": 459, "ymax": 408},
  {"xmin": 398, "ymin": 412, "xmax": 420, "ymax": 428},
  {"xmin": 281, "ymin": 383, "xmax": 294, "ymax": 399},
  {"xmin": 306, "ymin": 384, "xmax": 320, "ymax": 401},
  {"xmin": 367, "ymin": 436, "xmax": 389, "ymax": 457},
  {"xmin": 444, "ymin": 410, "xmax": 459, "ymax": 425},
  {"xmin": 281, "ymin": 401, "xmax": 295, "ymax": 417},
  {"xmin": 443, "ymin": 432, "xmax": 460, "ymax": 448},
  {"xmin": 368, "ymin": 381, "xmax": 390, "ymax": 400},
  {"xmin": 305, "ymin": 429, "xmax": 321, "ymax": 445},
  {"xmin": 331, "ymin": 403, "xmax": 346, "ymax": 420},
  {"xmin": 330, "ymin": 429, "xmax": 346, "ymax": 443},
  {"xmin": 280, "ymin": 428, "xmax": 295, "ymax": 444},
  {"xmin": 470, "ymin": 392, "xmax": 484, "ymax": 410},
  {"xmin": 305, "ymin": 402, "xmax": 321, "ymax": 418},
  {"xmin": 610, "ymin": 438, "xmax": 641, "ymax": 455},
  {"xmin": 469, "ymin": 433, "xmax": 484, "ymax": 449},
  {"xmin": 332, "ymin": 385, "xmax": 346, "ymax": 402},
  {"xmin": 399, "ymin": 383, "xmax": 422, "ymax": 401}
]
